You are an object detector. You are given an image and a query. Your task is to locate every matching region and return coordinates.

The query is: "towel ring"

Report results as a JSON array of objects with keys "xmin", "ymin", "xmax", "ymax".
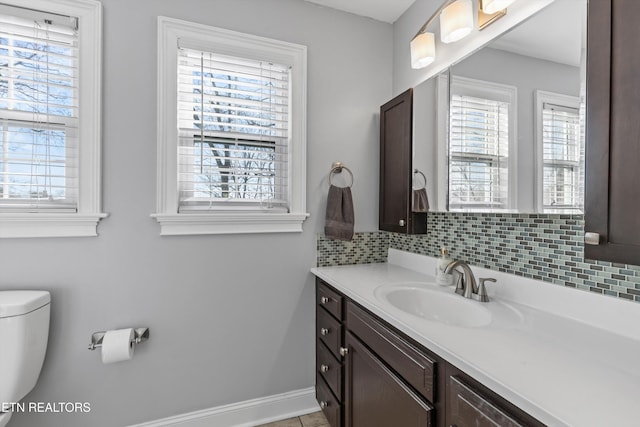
[
  {"xmin": 413, "ymin": 169, "xmax": 427, "ymax": 190},
  {"xmin": 329, "ymin": 162, "xmax": 354, "ymax": 188}
]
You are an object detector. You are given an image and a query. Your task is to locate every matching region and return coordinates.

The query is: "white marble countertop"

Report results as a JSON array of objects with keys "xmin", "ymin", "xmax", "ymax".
[{"xmin": 311, "ymin": 249, "xmax": 640, "ymax": 427}]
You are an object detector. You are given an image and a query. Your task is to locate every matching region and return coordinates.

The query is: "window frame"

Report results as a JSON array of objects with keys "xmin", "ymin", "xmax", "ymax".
[
  {"xmin": 441, "ymin": 75, "xmax": 518, "ymax": 212},
  {"xmin": 534, "ymin": 90, "xmax": 583, "ymax": 213},
  {"xmin": 0, "ymin": 0, "xmax": 105, "ymax": 238},
  {"xmin": 154, "ymin": 17, "xmax": 308, "ymax": 235}
]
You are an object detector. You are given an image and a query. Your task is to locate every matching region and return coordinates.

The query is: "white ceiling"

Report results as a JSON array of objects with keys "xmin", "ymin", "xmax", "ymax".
[{"xmin": 301, "ymin": 0, "xmax": 416, "ymax": 23}]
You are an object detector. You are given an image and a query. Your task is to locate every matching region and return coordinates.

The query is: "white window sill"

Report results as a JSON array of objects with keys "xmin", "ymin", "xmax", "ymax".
[
  {"xmin": 151, "ymin": 212, "xmax": 310, "ymax": 235},
  {"xmin": 0, "ymin": 212, "xmax": 109, "ymax": 238}
]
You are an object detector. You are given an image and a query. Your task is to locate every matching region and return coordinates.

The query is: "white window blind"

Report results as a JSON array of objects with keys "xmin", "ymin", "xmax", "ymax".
[
  {"xmin": 0, "ymin": 5, "xmax": 78, "ymax": 212},
  {"xmin": 542, "ymin": 102, "xmax": 582, "ymax": 211},
  {"xmin": 177, "ymin": 47, "xmax": 290, "ymax": 212},
  {"xmin": 449, "ymin": 94, "xmax": 509, "ymax": 210}
]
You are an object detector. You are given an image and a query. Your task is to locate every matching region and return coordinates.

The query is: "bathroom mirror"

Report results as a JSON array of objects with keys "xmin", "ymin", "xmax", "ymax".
[{"xmin": 414, "ymin": 0, "xmax": 586, "ymax": 213}]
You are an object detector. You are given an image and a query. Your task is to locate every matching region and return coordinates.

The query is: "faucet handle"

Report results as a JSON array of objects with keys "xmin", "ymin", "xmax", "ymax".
[
  {"xmin": 451, "ymin": 270, "xmax": 464, "ymax": 295},
  {"xmin": 473, "ymin": 278, "xmax": 496, "ymax": 303}
]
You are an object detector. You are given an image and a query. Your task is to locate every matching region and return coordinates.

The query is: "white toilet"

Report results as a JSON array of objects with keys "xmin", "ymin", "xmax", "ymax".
[{"xmin": 0, "ymin": 291, "xmax": 51, "ymax": 427}]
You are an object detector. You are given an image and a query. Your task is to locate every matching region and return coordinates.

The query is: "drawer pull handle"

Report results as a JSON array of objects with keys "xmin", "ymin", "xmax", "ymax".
[
  {"xmin": 399, "ymin": 219, "xmax": 406, "ymax": 226},
  {"xmin": 339, "ymin": 347, "xmax": 349, "ymax": 357},
  {"xmin": 320, "ymin": 296, "xmax": 330, "ymax": 304},
  {"xmin": 320, "ymin": 328, "xmax": 330, "ymax": 336},
  {"xmin": 320, "ymin": 364, "xmax": 330, "ymax": 373},
  {"xmin": 320, "ymin": 400, "xmax": 329, "ymax": 409}
]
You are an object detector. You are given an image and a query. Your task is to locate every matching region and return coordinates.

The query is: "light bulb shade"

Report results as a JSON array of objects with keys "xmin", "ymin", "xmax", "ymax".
[
  {"xmin": 440, "ymin": 0, "xmax": 474, "ymax": 44},
  {"xmin": 410, "ymin": 32, "xmax": 436, "ymax": 69},
  {"xmin": 482, "ymin": 0, "xmax": 516, "ymax": 15}
]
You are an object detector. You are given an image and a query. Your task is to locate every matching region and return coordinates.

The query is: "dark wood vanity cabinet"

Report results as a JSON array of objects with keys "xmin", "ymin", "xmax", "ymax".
[
  {"xmin": 379, "ymin": 89, "xmax": 427, "ymax": 234},
  {"xmin": 585, "ymin": 0, "xmax": 640, "ymax": 265},
  {"xmin": 315, "ymin": 278, "xmax": 544, "ymax": 427}
]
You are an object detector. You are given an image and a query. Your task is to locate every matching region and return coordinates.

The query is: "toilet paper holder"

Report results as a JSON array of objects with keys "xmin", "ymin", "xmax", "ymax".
[{"xmin": 88, "ymin": 328, "xmax": 150, "ymax": 351}]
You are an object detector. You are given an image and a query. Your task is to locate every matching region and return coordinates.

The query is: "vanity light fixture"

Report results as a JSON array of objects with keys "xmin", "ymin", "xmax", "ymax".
[
  {"xmin": 479, "ymin": 0, "xmax": 516, "ymax": 30},
  {"xmin": 411, "ymin": 32, "xmax": 436, "ymax": 68},
  {"xmin": 410, "ymin": 0, "xmax": 452, "ymax": 69},
  {"xmin": 481, "ymin": 0, "xmax": 516, "ymax": 15},
  {"xmin": 410, "ymin": 0, "xmax": 474, "ymax": 69},
  {"xmin": 411, "ymin": 0, "xmax": 518, "ymax": 69},
  {"xmin": 440, "ymin": 0, "xmax": 474, "ymax": 43}
]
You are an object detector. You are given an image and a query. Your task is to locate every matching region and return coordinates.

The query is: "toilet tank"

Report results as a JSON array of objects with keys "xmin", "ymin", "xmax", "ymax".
[{"xmin": 0, "ymin": 291, "xmax": 51, "ymax": 404}]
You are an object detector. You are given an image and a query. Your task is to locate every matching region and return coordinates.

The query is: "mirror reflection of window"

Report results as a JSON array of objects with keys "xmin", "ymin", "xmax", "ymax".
[
  {"xmin": 447, "ymin": 77, "xmax": 516, "ymax": 212},
  {"xmin": 535, "ymin": 91, "xmax": 584, "ymax": 213}
]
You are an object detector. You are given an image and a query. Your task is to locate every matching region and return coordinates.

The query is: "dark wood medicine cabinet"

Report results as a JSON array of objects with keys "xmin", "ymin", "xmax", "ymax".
[
  {"xmin": 584, "ymin": 0, "xmax": 640, "ymax": 265},
  {"xmin": 379, "ymin": 88, "xmax": 427, "ymax": 234}
]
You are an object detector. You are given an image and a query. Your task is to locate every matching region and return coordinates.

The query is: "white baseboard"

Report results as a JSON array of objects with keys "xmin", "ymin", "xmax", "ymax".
[{"xmin": 127, "ymin": 387, "xmax": 320, "ymax": 427}]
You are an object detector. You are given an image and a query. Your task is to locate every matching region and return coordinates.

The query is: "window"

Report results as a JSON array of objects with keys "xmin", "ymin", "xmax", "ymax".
[
  {"xmin": 155, "ymin": 17, "xmax": 308, "ymax": 235},
  {"xmin": 177, "ymin": 49, "xmax": 289, "ymax": 211},
  {"xmin": 447, "ymin": 77, "xmax": 516, "ymax": 211},
  {"xmin": 0, "ymin": 0, "xmax": 103, "ymax": 238},
  {"xmin": 535, "ymin": 91, "xmax": 583, "ymax": 213}
]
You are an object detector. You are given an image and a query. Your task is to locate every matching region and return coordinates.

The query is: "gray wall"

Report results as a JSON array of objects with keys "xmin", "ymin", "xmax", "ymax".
[{"xmin": 2, "ymin": 1, "xmax": 392, "ymax": 426}]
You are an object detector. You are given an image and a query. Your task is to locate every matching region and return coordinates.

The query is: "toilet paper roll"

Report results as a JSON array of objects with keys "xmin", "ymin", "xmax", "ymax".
[{"xmin": 101, "ymin": 328, "xmax": 135, "ymax": 364}]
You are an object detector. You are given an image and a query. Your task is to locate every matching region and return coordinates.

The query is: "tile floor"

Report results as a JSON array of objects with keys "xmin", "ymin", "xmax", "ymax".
[{"xmin": 255, "ymin": 411, "xmax": 329, "ymax": 427}]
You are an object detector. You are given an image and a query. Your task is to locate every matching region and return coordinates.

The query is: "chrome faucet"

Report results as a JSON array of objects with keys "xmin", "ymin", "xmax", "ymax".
[{"xmin": 444, "ymin": 260, "xmax": 495, "ymax": 302}]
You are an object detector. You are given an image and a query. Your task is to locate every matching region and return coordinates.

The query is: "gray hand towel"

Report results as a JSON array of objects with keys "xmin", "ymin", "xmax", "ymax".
[
  {"xmin": 325, "ymin": 185, "xmax": 354, "ymax": 241},
  {"xmin": 413, "ymin": 188, "xmax": 429, "ymax": 212}
]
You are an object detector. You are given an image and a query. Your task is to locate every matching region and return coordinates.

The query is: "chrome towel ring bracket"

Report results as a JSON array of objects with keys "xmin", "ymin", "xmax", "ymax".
[
  {"xmin": 329, "ymin": 162, "xmax": 354, "ymax": 188},
  {"xmin": 413, "ymin": 169, "xmax": 427, "ymax": 190}
]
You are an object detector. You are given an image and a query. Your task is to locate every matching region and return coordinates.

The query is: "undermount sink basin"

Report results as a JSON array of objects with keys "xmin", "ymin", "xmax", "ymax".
[{"xmin": 375, "ymin": 284, "xmax": 492, "ymax": 327}]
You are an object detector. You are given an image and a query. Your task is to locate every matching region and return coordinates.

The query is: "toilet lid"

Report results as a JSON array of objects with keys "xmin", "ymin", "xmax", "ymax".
[{"xmin": 0, "ymin": 291, "xmax": 50, "ymax": 318}]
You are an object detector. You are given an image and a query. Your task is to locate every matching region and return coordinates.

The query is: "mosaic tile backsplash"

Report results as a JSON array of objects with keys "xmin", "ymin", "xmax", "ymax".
[
  {"xmin": 317, "ymin": 212, "xmax": 640, "ymax": 303},
  {"xmin": 316, "ymin": 232, "xmax": 388, "ymax": 267}
]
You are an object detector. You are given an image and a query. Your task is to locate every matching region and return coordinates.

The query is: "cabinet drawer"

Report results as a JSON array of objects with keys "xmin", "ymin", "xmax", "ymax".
[
  {"xmin": 317, "ymin": 338, "xmax": 342, "ymax": 401},
  {"xmin": 317, "ymin": 304, "xmax": 343, "ymax": 359},
  {"xmin": 317, "ymin": 279, "xmax": 343, "ymax": 320},
  {"xmin": 448, "ymin": 375, "xmax": 523, "ymax": 427},
  {"xmin": 317, "ymin": 373, "xmax": 342, "ymax": 427},
  {"xmin": 346, "ymin": 302, "xmax": 436, "ymax": 403}
]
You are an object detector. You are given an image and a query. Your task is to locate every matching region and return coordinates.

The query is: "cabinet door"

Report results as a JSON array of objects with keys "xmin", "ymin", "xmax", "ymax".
[
  {"xmin": 379, "ymin": 89, "xmax": 427, "ymax": 234},
  {"xmin": 346, "ymin": 301, "xmax": 436, "ymax": 403},
  {"xmin": 585, "ymin": 0, "xmax": 640, "ymax": 264},
  {"xmin": 344, "ymin": 332, "xmax": 433, "ymax": 427}
]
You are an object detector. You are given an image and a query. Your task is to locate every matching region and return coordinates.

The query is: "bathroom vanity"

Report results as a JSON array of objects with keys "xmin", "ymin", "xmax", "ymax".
[{"xmin": 312, "ymin": 250, "xmax": 640, "ymax": 427}]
